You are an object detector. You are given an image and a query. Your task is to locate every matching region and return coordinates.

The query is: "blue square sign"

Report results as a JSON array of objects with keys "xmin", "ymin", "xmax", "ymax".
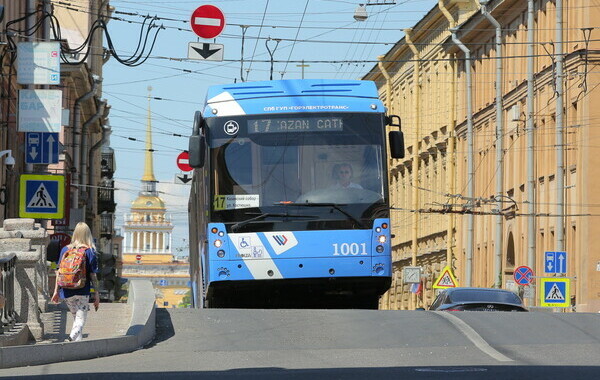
[
  {"xmin": 19, "ymin": 174, "xmax": 64, "ymax": 219},
  {"xmin": 544, "ymin": 251, "xmax": 567, "ymax": 274},
  {"xmin": 25, "ymin": 132, "xmax": 59, "ymax": 164}
]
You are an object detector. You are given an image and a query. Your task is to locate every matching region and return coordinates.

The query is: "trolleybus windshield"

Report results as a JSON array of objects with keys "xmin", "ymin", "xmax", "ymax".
[{"xmin": 207, "ymin": 112, "xmax": 388, "ymax": 229}]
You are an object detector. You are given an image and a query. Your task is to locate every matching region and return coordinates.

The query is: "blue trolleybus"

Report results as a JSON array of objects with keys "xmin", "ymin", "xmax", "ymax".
[{"xmin": 188, "ymin": 79, "xmax": 404, "ymax": 308}]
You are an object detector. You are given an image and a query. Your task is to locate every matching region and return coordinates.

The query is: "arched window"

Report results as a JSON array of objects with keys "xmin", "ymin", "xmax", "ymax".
[{"xmin": 505, "ymin": 232, "xmax": 515, "ymax": 273}]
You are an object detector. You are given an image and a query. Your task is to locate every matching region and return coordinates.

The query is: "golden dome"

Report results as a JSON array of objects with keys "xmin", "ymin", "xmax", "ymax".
[{"xmin": 131, "ymin": 195, "xmax": 166, "ymax": 210}]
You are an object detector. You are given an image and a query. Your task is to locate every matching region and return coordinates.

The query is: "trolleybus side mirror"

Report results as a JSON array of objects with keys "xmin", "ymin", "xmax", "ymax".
[
  {"xmin": 189, "ymin": 111, "xmax": 206, "ymax": 168},
  {"xmin": 389, "ymin": 131, "xmax": 405, "ymax": 159},
  {"xmin": 386, "ymin": 114, "xmax": 405, "ymax": 159}
]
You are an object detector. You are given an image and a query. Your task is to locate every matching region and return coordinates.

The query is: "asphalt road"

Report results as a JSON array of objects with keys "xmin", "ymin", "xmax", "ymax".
[{"xmin": 1, "ymin": 308, "xmax": 599, "ymax": 379}]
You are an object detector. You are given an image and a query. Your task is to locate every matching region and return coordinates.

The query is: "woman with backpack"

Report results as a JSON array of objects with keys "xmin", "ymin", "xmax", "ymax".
[{"xmin": 51, "ymin": 222, "xmax": 100, "ymax": 342}]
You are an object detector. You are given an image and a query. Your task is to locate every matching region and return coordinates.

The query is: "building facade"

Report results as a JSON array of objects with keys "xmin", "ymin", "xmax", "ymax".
[
  {"xmin": 0, "ymin": 1, "xmax": 118, "ymax": 298},
  {"xmin": 364, "ymin": 0, "xmax": 600, "ymax": 312}
]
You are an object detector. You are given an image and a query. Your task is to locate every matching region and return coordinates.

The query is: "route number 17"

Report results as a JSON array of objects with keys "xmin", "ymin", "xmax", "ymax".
[{"xmin": 332, "ymin": 243, "xmax": 367, "ymax": 256}]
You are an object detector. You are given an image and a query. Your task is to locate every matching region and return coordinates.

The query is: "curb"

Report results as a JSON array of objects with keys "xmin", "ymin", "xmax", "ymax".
[{"xmin": 0, "ymin": 280, "xmax": 156, "ymax": 369}]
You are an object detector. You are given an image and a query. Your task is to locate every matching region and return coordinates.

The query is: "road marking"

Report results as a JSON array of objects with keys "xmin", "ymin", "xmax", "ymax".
[{"xmin": 435, "ymin": 311, "xmax": 513, "ymax": 362}]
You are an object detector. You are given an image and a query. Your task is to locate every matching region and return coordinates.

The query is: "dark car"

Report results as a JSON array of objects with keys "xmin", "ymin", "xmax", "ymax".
[{"xmin": 429, "ymin": 287, "xmax": 528, "ymax": 312}]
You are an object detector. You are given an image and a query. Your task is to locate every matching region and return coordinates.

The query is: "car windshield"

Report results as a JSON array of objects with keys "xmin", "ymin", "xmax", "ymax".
[
  {"xmin": 206, "ymin": 112, "xmax": 388, "ymax": 227},
  {"xmin": 447, "ymin": 289, "xmax": 522, "ymax": 304}
]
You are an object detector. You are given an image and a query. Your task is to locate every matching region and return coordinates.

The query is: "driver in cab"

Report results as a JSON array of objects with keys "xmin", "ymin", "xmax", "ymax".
[{"xmin": 331, "ymin": 163, "xmax": 363, "ymax": 189}]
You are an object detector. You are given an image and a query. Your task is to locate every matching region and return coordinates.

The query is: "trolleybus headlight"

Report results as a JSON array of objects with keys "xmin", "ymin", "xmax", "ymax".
[
  {"xmin": 375, "ymin": 227, "xmax": 381, "ymax": 233},
  {"xmin": 378, "ymin": 235, "xmax": 387, "ymax": 244},
  {"xmin": 217, "ymin": 250, "xmax": 225, "ymax": 258},
  {"xmin": 218, "ymin": 231, "xmax": 224, "ymax": 237},
  {"xmin": 214, "ymin": 239, "xmax": 223, "ymax": 248},
  {"xmin": 376, "ymin": 245, "xmax": 384, "ymax": 253}
]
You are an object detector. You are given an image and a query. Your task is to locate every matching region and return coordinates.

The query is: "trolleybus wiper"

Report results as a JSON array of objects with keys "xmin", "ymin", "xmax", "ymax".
[
  {"xmin": 277, "ymin": 202, "xmax": 367, "ymax": 229},
  {"xmin": 231, "ymin": 212, "xmax": 317, "ymax": 232}
]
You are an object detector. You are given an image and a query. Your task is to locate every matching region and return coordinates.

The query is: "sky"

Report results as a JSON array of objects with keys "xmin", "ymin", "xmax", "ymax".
[{"xmin": 99, "ymin": 0, "xmax": 433, "ymax": 255}]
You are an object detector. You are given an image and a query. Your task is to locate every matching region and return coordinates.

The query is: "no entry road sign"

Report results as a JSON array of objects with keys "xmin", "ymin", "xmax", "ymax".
[
  {"xmin": 177, "ymin": 151, "xmax": 193, "ymax": 172},
  {"xmin": 190, "ymin": 5, "xmax": 226, "ymax": 39}
]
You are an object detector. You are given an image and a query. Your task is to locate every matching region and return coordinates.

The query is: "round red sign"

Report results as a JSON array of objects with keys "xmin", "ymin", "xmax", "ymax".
[
  {"xmin": 136, "ymin": 255, "xmax": 142, "ymax": 261},
  {"xmin": 190, "ymin": 5, "xmax": 226, "ymax": 39},
  {"xmin": 177, "ymin": 151, "xmax": 193, "ymax": 172}
]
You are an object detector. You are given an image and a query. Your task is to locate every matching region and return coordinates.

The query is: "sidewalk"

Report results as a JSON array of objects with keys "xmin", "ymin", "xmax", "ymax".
[
  {"xmin": 0, "ymin": 280, "xmax": 156, "ymax": 369},
  {"xmin": 39, "ymin": 302, "xmax": 132, "ymax": 343}
]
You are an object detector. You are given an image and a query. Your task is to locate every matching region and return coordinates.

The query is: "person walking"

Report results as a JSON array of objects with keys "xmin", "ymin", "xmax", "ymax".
[{"xmin": 51, "ymin": 222, "xmax": 100, "ymax": 342}]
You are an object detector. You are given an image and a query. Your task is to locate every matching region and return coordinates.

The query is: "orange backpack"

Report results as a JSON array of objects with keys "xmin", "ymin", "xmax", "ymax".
[{"xmin": 57, "ymin": 247, "xmax": 88, "ymax": 289}]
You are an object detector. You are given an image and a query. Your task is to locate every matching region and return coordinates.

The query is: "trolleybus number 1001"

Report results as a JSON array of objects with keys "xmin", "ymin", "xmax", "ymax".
[{"xmin": 332, "ymin": 243, "xmax": 368, "ymax": 256}]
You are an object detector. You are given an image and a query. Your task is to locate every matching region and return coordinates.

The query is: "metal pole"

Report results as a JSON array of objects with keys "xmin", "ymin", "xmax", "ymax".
[
  {"xmin": 438, "ymin": 0, "xmax": 456, "ymax": 274},
  {"xmin": 526, "ymin": 0, "xmax": 537, "ymax": 304},
  {"xmin": 405, "ymin": 29, "xmax": 421, "ymax": 309},
  {"xmin": 481, "ymin": 1, "xmax": 504, "ymax": 289},
  {"xmin": 451, "ymin": 29, "xmax": 474, "ymax": 287},
  {"xmin": 556, "ymin": 0, "xmax": 565, "ymax": 252},
  {"xmin": 240, "ymin": 26, "xmax": 248, "ymax": 82}
]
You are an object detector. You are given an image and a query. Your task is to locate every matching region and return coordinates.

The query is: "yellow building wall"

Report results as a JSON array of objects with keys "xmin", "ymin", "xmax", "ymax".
[{"xmin": 365, "ymin": 0, "xmax": 600, "ymax": 311}]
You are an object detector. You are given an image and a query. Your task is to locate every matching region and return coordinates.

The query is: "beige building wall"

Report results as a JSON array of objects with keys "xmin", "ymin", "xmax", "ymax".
[{"xmin": 365, "ymin": 0, "xmax": 600, "ymax": 312}]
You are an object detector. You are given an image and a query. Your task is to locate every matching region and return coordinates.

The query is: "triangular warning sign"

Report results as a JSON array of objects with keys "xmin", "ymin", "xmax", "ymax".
[
  {"xmin": 27, "ymin": 183, "xmax": 56, "ymax": 208},
  {"xmin": 433, "ymin": 266, "xmax": 459, "ymax": 289},
  {"xmin": 546, "ymin": 283, "xmax": 565, "ymax": 301}
]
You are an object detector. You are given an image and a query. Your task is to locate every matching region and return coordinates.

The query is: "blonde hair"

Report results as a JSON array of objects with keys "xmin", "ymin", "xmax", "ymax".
[{"xmin": 68, "ymin": 222, "xmax": 96, "ymax": 250}]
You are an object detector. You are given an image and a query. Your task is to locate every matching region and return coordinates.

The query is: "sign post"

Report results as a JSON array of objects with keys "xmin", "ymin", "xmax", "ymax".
[{"xmin": 190, "ymin": 5, "xmax": 226, "ymax": 39}]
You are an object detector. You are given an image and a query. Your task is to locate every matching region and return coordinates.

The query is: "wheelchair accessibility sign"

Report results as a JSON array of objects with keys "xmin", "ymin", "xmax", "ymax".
[
  {"xmin": 19, "ymin": 174, "xmax": 65, "ymax": 219},
  {"xmin": 539, "ymin": 277, "xmax": 570, "ymax": 307}
]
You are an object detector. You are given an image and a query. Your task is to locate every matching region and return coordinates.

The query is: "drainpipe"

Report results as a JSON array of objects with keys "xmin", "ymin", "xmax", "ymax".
[
  {"xmin": 451, "ymin": 28, "xmax": 474, "ymax": 287},
  {"xmin": 405, "ymin": 28, "xmax": 421, "ymax": 310},
  {"xmin": 438, "ymin": 0, "xmax": 457, "ymax": 274},
  {"xmin": 72, "ymin": 75, "xmax": 99, "ymax": 208},
  {"xmin": 555, "ymin": 0, "xmax": 565, "ymax": 253},
  {"xmin": 481, "ymin": 1, "xmax": 504, "ymax": 289},
  {"xmin": 377, "ymin": 55, "xmax": 392, "ymax": 112},
  {"xmin": 88, "ymin": 118, "xmax": 112, "ymax": 215},
  {"xmin": 81, "ymin": 99, "xmax": 107, "ymax": 200},
  {"xmin": 526, "ymin": 0, "xmax": 537, "ymax": 304}
]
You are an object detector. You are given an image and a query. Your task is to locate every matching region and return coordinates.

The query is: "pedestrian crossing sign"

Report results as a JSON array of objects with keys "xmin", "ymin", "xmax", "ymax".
[
  {"xmin": 539, "ymin": 277, "xmax": 570, "ymax": 307},
  {"xmin": 433, "ymin": 266, "xmax": 459, "ymax": 289},
  {"xmin": 19, "ymin": 174, "xmax": 65, "ymax": 219}
]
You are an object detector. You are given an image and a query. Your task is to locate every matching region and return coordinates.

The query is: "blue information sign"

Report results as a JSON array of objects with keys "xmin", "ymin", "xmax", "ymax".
[
  {"xmin": 540, "ymin": 278, "xmax": 570, "ymax": 307},
  {"xmin": 25, "ymin": 132, "xmax": 59, "ymax": 164},
  {"xmin": 544, "ymin": 251, "xmax": 567, "ymax": 274},
  {"xmin": 19, "ymin": 174, "xmax": 65, "ymax": 219}
]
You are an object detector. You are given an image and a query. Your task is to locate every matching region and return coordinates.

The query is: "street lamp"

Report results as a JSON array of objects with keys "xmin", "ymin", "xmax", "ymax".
[
  {"xmin": 354, "ymin": 5, "xmax": 368, "ymax": 21},
  {"xmin": 354, "ymin": 1, "xmax": 397, "ymax": 22}
]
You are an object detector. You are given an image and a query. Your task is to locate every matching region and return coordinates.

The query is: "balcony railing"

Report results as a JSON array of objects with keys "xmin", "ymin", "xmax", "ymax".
[
  {"xmin": 0, "ymin": 254, "xmax": 17, "ymax": 334},
  {"xmin": 98, "ymin": 178, "xmax": 115, "ymax": 213},
  {"xmin": 101, "ymin": 152, "xmax": 115, "ymax": 178},
  {"xmin": 123, "ymin": 214, "xmax": 172, "ymax": 224},
  {"xmin": 100, "ymin": 213, "xmax": 114, "ymax": 238}
]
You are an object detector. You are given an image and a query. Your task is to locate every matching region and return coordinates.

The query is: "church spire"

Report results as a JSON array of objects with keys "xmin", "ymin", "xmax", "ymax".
[{"xmin": 142, "ymin": 85, "xmax": 157, "ymax": 182}]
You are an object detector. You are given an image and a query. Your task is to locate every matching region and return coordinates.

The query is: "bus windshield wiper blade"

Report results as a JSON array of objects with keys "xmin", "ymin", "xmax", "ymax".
[
  {"xmin": 277, "ymin": 202, "xmax": 366, "ymax": 228},
  {"xmin": 231, "ymin": 212, "xmax": 317, "ymax": 232}
]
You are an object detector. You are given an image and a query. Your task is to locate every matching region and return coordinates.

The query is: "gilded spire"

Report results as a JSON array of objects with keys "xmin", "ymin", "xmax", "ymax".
[{"xmin": 142, "ymin": 85, "xmax": 157, "ymax": 182}]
